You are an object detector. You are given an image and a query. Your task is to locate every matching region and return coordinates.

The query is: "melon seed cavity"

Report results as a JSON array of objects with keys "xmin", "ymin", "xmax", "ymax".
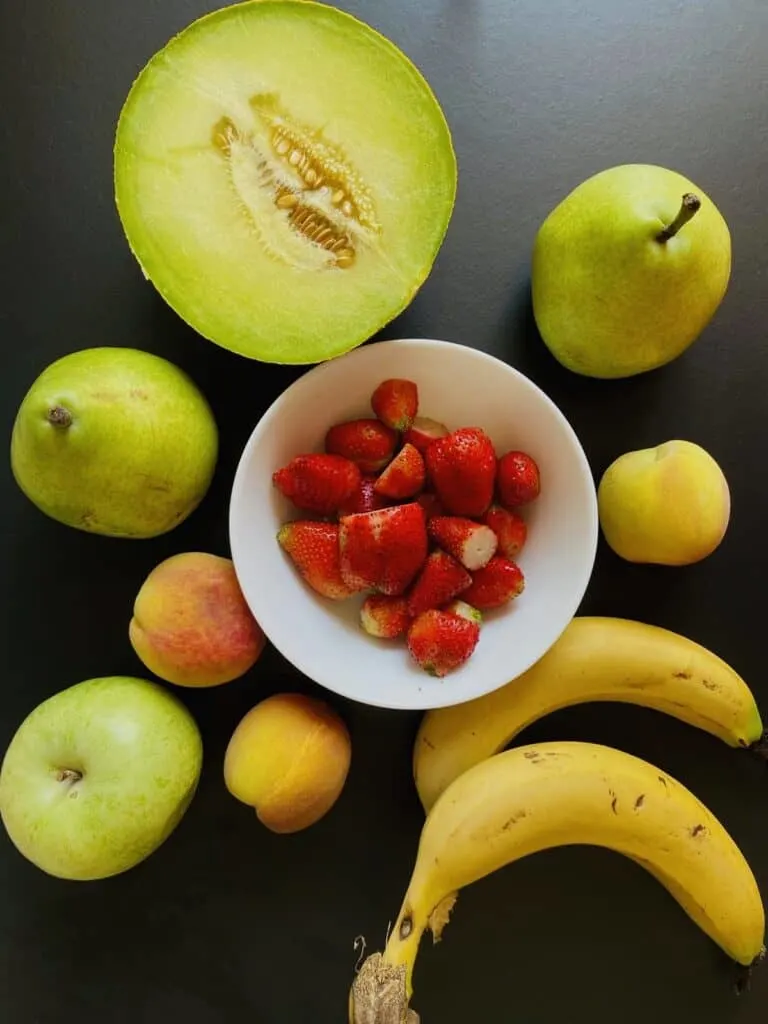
[{"xmin": 210, "ymin": 94, "xmax": 380, "ymax": 272}]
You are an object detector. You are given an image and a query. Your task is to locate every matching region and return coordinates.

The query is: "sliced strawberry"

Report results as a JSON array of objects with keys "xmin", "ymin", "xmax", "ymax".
[
  {"xmin": 339, "ymin": 503, "xmax": 428, "ymax": 596},
  {"xmin": 337, "ymin": 476, "xmax": 389, "ymax": 517},
  {"xmin": 425, "ymin": 427, "xmax": 496, "ymax": 517},
  {"xmin": 416, "ymin": 491, "xmax": 445, "ymax": 521},
  {"xmin": 325, "ymin": 418, "xmax": 398, "ymax": 473},
  {"xmin": 444, "ymin": 599, "xmax": 483, "ymax": 625},
  {"xmin": 483, "ymin": 504, "xmax": 528, "ymax": 559},
  {"xmin": 497, "ymin": 450, "xmax": 541, "ymax": 507},
  {"xmin": 374, "ymin": 443, "xmax": 425, "ymax": 500},
  {"xmin": 360, "ymin": 595, "xmax": 411, "ymax": 639},
  {"xmin": 273, "ymin": 454, "xmax": 360, "ymax": 515},
  {"xmin": 428, "ymin": 515, "xmax": 498, "ymax": 571},
  {"xmin": 463, "ymin": 556, "xmax": 525, "ymax": 610},
  {"xmin": 403, "ymin": 416, "xmax": 449, "ymax": 454},
  {"xmin": 407, "ymin": 609, "xmax": 480, "ymax": 677},
  {"xmin": 371, "ymin": 378, "xmax": 418, "ymax": 431},
  {"xmin": 406, "ymin": 550, "xmax": 472, "ymax": 617},
  {"xmin": 277, "ymin": 521, "xmax": 359, "ymax": 600}
]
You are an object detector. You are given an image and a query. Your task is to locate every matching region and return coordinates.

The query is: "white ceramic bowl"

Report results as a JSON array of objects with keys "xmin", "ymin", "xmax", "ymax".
[{"xmin": 229, "ymin": 339, "xmax": 598, "ymax": 710}]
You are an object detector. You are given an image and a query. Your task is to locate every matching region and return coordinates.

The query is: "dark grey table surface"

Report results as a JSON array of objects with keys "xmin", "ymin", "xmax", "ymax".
[{"xmin": 2, "ymin": 1, "xmax": 768, "ymax": 1021}]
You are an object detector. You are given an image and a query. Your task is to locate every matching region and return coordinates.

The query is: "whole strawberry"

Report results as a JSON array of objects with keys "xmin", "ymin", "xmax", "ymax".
[
  {"xmin": 483, "ymin": 504, "xmax": 528, "ymax": 559},
  {"xmin": 325, "ymin": 418, "xmax": 397, "ymax": 473},
  {"xmin": 425, "ymin": 427, "xmax": 496, "ymax": 517},
  {"xmin": 407, "ymin": 608, "xmax": 481, "ymax": 677},
  {"xmin": 429, "ymin": 515, "xmax": 498, "ymax": 571},
  {"xmin": 360, "ymin": 595, "xmax": 411, "ymax": 639},
  {"xmin": 337, "ymin": 476, "xmax": 389, "ymax": 517},
  {"xmin": 497, "ymin": 450, "xmax": 540, "ymax": 507},
  {"xmin": 278, "ymin": 521, "xmax": 359, "ymax": 600},
  {"xmin": 406, "ymin": 550, "xmax": 472, "ymax": 617},
  {"xmin": 371, "ymin": 378, "xmax": 418, "ymax": 431},
  {"xmin": 273, "ymin": 454, "xmax": 360, "ymax": 515},
  {"xmin": 339, "ymin": 503, "xmax": 428, "ymax": 596},
  {"xmin": 463, "ymin": 555, "xmax": 525, "ymax": 610},
  {"xmin": 374, "ymin": 443, "xmax": 425, "ymax": 500}
]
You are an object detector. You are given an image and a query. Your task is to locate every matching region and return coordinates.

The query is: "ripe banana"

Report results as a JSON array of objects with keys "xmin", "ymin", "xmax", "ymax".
[
  {"xmin": 415, "ymin": 616, "xmax": 765, "ymax": 812},
  {"xmin": 350, "ymin": 742, "xmax": 765, "ymax": 1023}
]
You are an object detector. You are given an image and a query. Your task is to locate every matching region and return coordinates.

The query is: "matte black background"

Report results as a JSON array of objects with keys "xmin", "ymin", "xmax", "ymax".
[{"xmin": 1, "ymin": 1, "xmax": 767, "ymax": 1021}]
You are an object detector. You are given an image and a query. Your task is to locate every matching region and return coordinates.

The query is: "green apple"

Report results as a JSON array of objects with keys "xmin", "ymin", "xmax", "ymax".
[
  {"xmin": 0, "ymin": 676, "xmax": 202, "ymax": 880},
  {"xmin": 531, "ymin": 164, "xmax": 731, "ymax": 378},
  {"xmin": 10, "ymin": 347, "xmax": 218, "ymax": 538}
]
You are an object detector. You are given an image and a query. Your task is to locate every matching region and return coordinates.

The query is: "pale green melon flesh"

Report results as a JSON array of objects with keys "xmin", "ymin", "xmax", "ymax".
[{"xmin": 114, "ymin": 0, "xmax": 457, "ymax": 363}]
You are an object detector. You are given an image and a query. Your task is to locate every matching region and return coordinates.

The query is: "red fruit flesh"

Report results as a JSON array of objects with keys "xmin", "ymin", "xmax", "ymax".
[
  {"xmin": 497, "ymin": 451, "xmax": 541, "ymax": 507},
  {"xmin": 278, "ymin": 521, "xmax": 359, "ymax": 600},
  {"xmin": 273, "ymin": 454, "xmax": 360, "ymax": 515},
  {"xmin": 426, "ymin": 427, "xmax": 496, "ymax": 517},
  {"xmin": 463, "ymin": 556, "xmax": 525, "ymax": 610},
  {"xmin": 337, "ymin": 477, "xmax": 389, "ymax": 517},
  {"xmin": 407, "ymin": 609, "xmax": 481, "ymax": 677},
  {"xmin": 403, "ymin": 416, "xmax": 449, "ymax": 454},
  {"xmin": 360, "ymin": 595, "xmax": 411, "ymax": 639},
  {"xmin": 339, "ymin": 503, "xmax": 428, "ymax": 596},
  {"xmin": 406, "ymin": 550, "xmax": 472, "ymax": 617},
  {"xmin": 374, "ymin": 443, "xmax": 425, "ymax": 500},
  {"xmin": 371, "ymin": 378, "xmax": 419, "ymax": 431},
  {"xmin": 483, "ymin": 504, "xmax": 527, "ymax": 558},
  {"xmin": 325, "ymin": 418, "xmax": 398, "ymax": 473},
  {"xmin": 428, "ymin": 515, "xmax": 498, "ymax": 571}
]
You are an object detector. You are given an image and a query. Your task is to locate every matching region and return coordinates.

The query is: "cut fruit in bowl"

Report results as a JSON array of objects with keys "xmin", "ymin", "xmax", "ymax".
[
  {"xmin": 113, "ymin": 0, "xmax": 457, "ymax": 364},
  {"xmin": 229, "ymin": 339, "xmax": 599, "ymax": 710}
]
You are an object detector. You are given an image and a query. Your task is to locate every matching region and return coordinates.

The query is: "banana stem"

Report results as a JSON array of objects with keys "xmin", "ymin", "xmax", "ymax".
[{"xmin": 382, "ymin": 905, "xmax": 426, "ymax": 998}]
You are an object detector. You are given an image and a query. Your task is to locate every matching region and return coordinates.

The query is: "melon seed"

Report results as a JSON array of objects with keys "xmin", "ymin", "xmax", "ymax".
[
  {"xmin": 251, "ymin": 93, "xmax": 379, "ymax": 232},
  {"xmin": 211, "ymin": 116, "xmax": 238, "ymax": 155}
]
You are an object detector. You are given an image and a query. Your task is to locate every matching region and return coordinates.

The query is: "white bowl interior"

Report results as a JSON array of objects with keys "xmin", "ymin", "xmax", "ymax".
[{"xmin": 230, "ymin": 339, "xmax": 598, "ymax": 710}]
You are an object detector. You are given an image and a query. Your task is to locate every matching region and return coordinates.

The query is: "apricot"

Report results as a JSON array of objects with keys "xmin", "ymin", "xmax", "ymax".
[
  {"xmin": 598, "ymin": 440, "xmax": 730, "ymax": 566},
  {"xmin": 223, "ymin": 693, "xmax": 351, "ymax": 834},
  {"xmin": 129, "ymin": 552, "xmax": 265, "ymax": 687}
]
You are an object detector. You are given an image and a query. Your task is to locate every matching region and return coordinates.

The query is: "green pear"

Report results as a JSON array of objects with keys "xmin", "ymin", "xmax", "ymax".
[
  {"xmin": 0, "ymin": 676, "xmax": 202, "ymax": 880},
  {"xmin": 10, "ymin": 347, "xmax": 218, "ymax": 538},
  {"xmin": 531, "ymin": 164, "xmax": 731, "ymax": 378}
]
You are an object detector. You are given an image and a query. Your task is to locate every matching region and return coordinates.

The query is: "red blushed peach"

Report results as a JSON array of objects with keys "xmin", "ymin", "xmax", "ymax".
[
  {"xmin": 129, "ymin": 552, "xmax": 265, "ymax": 687},
  {"xmin": 223, "ymin": 693, "xmax": 351, "ymax": 834}
]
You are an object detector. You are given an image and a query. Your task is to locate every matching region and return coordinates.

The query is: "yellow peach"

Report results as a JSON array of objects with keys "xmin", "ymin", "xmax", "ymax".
[
  {"xmin": 129, "ymin": 552, "xmax": 265, "ymax": 687},
  {"xmin": 223, "ymin": 693, "xmax": 351, "ymax": 834},
  {"xmin": 597, "ymin": 440, "xmax": 730, "ymax": 566}
]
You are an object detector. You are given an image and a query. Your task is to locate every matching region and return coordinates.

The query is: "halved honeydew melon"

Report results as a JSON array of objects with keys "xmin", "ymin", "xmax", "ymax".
[{"xmin": 114, "ymin": 0, "xmax": 457, "ymax": 363}]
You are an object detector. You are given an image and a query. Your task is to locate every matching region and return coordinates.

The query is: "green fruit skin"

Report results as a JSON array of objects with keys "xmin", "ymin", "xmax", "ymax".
[
  {"xmin": 10, "ymin": 347, "xmax": 218, "ymax": 538},
  {"xmin": 0, "ymin": 677, "xmax": 203, "ymax": 881},
  {"xmin": 531, "ymin": 164, "xmax": 731, "ymax": 379}
]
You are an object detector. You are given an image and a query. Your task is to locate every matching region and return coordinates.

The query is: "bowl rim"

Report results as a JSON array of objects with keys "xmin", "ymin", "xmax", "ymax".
[{"xmin": 228, "ymin": 337, "xmax": 599, "ymax": 710}]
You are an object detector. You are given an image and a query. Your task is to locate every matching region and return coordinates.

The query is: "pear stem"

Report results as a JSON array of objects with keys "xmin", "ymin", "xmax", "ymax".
[
  {"xmin": 656, "ymin": 193, "xmax": 701, "ymax": 242},
  {"xmin": 47, "ymin": 406, "xmax": 72, "ymax": 428}
]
